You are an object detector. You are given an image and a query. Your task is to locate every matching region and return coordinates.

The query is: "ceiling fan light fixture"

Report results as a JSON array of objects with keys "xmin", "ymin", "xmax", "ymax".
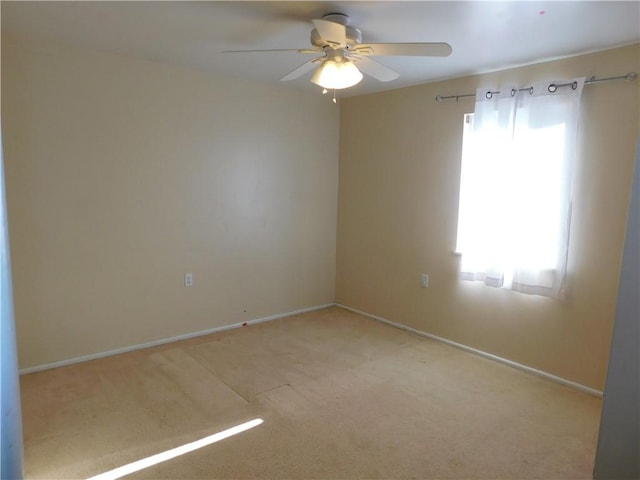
[{"xmin": 311, "ymin": 59, "xmax": 363, "ymax": 90}]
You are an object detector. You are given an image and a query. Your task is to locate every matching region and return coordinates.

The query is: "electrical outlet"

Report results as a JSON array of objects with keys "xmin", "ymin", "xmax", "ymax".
[
  {"xmin": 185, "ymin": 273, "xmax": 193, "ymax": 287},
  {"xmin": 421, "ymin": 273, "xmax": 429, "ymax": 288}
]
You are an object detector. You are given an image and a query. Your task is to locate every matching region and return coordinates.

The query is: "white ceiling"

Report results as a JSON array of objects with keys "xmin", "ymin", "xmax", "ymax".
[{"xmin": 2, "ymin": 1, "xmax": 639, "ymax": 97}]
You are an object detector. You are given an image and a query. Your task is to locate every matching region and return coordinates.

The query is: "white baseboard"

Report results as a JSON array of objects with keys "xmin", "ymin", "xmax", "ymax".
[
  {"xmin": 19, "ymin": 303, "xmax": 334, "ymax": 375},
  {"xmin": 335, "ymin": 303, "xmax": 604, "ymax": 398},
  {"xmin": 21, "ymin": 302, "xmax": 605, "ymax": 399}
]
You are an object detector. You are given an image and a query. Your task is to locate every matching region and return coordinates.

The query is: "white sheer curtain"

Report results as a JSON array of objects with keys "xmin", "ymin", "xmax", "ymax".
[{"xmin": 455, "ymin": 78, "xmax": 584, "ymax": 299}]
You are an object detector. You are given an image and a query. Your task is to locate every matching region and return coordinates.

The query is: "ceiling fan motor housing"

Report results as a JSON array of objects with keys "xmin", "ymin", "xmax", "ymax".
[{"xmin": 311, "ymin": 13, "xmax": 362, "ymax": 50}]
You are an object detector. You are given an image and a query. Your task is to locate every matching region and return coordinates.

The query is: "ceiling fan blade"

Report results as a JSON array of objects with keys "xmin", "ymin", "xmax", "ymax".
[
  {"xmin": 353, "ymin": 42, "xmax": 452, "ymax": 57},
  {"xmin": 280, "ymin": 57, "xmax": 323, "ymax": 81},
  {"xmin": 221, "ymin": 48, "xmax": 321, "ymax": 54},
  {"xmin": 312, "ymin": 19, "xmax": 347, "ymax": 47},
  {"xmin": 352, "ymin": 57, "xmax": 399, "ymax": 82}
]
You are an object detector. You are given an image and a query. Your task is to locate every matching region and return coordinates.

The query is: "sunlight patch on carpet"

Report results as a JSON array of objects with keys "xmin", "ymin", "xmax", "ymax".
[{"xmin": 86, "ymin": 418, "xmax": 264, "ymax": 480}]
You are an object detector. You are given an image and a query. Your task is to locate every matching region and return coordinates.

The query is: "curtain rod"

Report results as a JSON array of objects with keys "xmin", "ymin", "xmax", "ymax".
[{"xmin": 435, "ymin": 72, "xmax": 637, "ymax": 102}]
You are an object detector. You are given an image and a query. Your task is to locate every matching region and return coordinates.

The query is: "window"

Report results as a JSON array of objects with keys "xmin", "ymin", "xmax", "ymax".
[{"xmin": 455, "ymin": 80, "xmax": 584, "ymax": 299}]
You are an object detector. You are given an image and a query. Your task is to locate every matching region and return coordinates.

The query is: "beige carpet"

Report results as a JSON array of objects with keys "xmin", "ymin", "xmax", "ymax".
[{"xmin": 20, "ymin": 306, "xmax": 601, "ymax": 479}]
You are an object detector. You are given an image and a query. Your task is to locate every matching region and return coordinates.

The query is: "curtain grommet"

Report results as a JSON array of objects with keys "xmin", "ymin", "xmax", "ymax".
[{"xmin": 548, "ymin": 84, "xmax": 557, "ymax": 93}]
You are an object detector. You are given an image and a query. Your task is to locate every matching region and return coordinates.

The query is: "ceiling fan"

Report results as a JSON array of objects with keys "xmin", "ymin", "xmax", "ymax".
[{"xmin": 223, "ymin": 13, "xmax": 452, "ymax": 92}]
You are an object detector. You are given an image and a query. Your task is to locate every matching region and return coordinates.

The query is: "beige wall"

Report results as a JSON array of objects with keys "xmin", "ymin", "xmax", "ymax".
[
  {"xmin": 2, "ymin": 36, "xmax": 339, "ymax": 369},
  {"xmin": 3, "ymin": 33, "xmax": 638, "ymax": 391},
  {"xmin": 336, "ymin": 44, "xmax": 640, "ymax": 391}
]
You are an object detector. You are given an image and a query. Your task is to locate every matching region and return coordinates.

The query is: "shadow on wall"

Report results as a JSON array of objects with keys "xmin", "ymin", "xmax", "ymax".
[
  {"xmin": 593, "ymin": 141, "xmax": 640, "ymax": 479},
  {"xmin": 1, "ymin": 128, "xmax": 25, "ymax": 479}
]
